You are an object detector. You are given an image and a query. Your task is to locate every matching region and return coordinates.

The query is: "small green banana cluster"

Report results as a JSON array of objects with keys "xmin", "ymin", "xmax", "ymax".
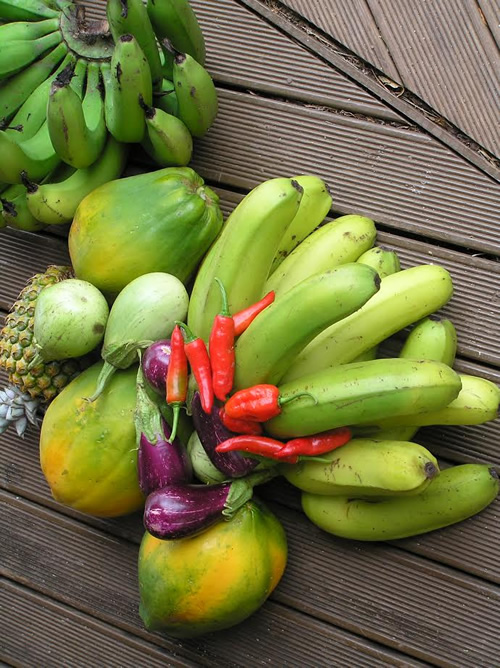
[
  {"xmin": 0, "ymin": 0, "xmax": 215, "ymax": 231},
  {"xmin": 188, "ymin": 175, "xmax": 500, "ymax": 540}
]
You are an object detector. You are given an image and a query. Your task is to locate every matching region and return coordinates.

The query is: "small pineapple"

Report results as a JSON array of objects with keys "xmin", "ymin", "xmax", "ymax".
[{"xmin": 0, "ymin": 265, "xmax": 92, "ymax": 435}]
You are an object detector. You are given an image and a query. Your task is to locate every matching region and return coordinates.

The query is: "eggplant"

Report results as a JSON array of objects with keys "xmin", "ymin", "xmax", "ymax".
[
  {"xmin": 142, "ymin": 339, "xmax": 172, "ymax": 396},
  {"xmin": 138, "ymin": 417, "xmax": 193, "ymax": 496},
  {"xmin": 191, "ymin": 392, "xmax": 259, "ymax": 478},
  {"xmin": 144, "ymin": 469, "xmax": 277, "ymax": 539}
]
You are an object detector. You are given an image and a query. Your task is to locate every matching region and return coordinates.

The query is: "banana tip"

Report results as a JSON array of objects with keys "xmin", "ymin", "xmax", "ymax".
[{"xmin": 425, "ymin": 461, "xmax": 439, "ymax": 479}]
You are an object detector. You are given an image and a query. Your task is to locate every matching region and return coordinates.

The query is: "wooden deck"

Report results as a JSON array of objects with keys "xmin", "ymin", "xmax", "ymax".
[{"xmin": 2, "ymin": 1, "xmax": 500, "ymax": 666}]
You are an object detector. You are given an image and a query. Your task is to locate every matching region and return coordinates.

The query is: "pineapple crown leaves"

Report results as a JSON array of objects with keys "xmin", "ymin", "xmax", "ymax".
[{"xmin": 0, "ymin": 384, "xmax": 40, "ymax": 437}]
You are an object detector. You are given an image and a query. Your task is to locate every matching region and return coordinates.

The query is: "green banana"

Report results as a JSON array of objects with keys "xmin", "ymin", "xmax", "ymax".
[
  {"xmin": 233, "ymin": 263, "xmax": 381, "ymax": 390},
  {"xmin": 0, "ymin": 0, "xmax": 59, "ymax": 20},
  {"xmin": 265, "ymin": 215, "xmax": 377, "ymax": 297},
  {"xmin": 172, "ymin": 52, "xmax": 217, "ymax": 138},
  {"xmin": 187, "ymin": 177, "xmax": 304, "ymax": 342},
  {"xmin": 282, "ymin": 263, "xmax": 454, "ymax": 383},
  {"xmin": 147, "ymin": 0, "xmax": 206, "ymax": 65},
  {"xmin": 281, "ymin": 438, "xmax": 439, "ymax": 497},
  {"xmin": 0, "ymin": 41, "xmax": 67, "ymax": 121},
  {"xmin": 265, "ymin": 357, "xmax": 462, "ymax": 439},
  {"xmin": 301, "ymin": 464, "xmax": 499, "ymax": 541},
  {"xmin": 0, "ymin": 30, "xmax": 62, "ymax": 81},
  {"xmin": 1, "ymin": 183, "xmax": 45, "ymax": 230},
  {"xmin": 47, "ymin": 61, "xmax": 107, "ymax": 168},
  {"xmin": 4, "ymin": 52, "xmax": 74, "ymax": 142},
  {"xmin": 0, "ymin": 16, "xmax": 60, "ymax": 41},
  {"xmin": 153, "ymin": 78, "xmax": 179, "ymax": 116},
  {"xmin": 140, "ymin": 100, "xmax": 193, "ymax": 167},
  {"xmin": 103, "ymin": 33, "xmax": 153, "ymax": 143},
  {"xmin": 107, "ymin": 0, "xmax": 163, "ymax": 88},
  {"xmin": 0, "ymin": 121, "xmax": 60, "ymax": 183},
  {"xmin": 361, "ymin": 374, "xmax": 500, "ymax": 431},
  {"xmin": 268, "ymin": 175, "xmax": 332, "ymax": 275},
  {"xmin": 25, "ymin": 137, "xmax": 128, "ymax": 225},
  {"xmin": 367, "ymin": 315, "xmax": 458, "ymax": 440},
  {"xmin": 356, "ymin": 245, "xmax": 401, "ymax": 279}
]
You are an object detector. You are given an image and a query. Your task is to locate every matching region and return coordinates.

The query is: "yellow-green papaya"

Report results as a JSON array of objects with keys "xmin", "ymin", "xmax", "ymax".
[
  {"xmin": 68, "ymin": 167, "xmax": 223, "ymax": 296},
  {"xmin": 39, "ymin": 361, "xmax": 144, "ymax": 518}
]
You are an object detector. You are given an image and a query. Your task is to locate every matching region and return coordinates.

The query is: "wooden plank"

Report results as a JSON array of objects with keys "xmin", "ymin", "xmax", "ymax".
[
  {"xmin": 276, "ymin": 0, "xmax": 401, "ymax": 81},
  {"xmin": 368, "ymin": 0, "xmax": 500, "ymax": 157},
  {"xmin": 1, "ymin": 581, "xmax": 198, "ymax": 668},
  {"xmin": 478, "ymin": 0, "xmax": 500, "ymax": 47},
  {"xmin": 1, "ymin": 492, "xmax": 427, "ymax": 668},
  {"xmin": 191, "ymin": 89, "xmax": 500, "ymax": 254}
]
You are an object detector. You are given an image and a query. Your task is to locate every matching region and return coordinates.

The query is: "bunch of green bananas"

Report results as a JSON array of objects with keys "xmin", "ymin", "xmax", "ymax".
[
  {"xmin": 0, "ymin": 0, "xmax": 217, "ymax": 230},
  {"xmin": 187, "ymin": 175, "xmax": 500, "ymax": 541}
]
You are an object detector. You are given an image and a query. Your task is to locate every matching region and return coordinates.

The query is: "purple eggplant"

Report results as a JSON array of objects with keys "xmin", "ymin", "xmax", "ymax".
[
  {"xmin": 138, "ymin": 417, "xmax": 192, "ymax": 496},
  {"xmin": 142, "ymin": 339, "xmax": 171, "ymax": 395},
  {"xmin": 191, "ymin": 392, "xmax": 259, "ymax": 478},
  {"xmin": 144, "ymin": 469, "xmax": 277, "ymax": 539}
]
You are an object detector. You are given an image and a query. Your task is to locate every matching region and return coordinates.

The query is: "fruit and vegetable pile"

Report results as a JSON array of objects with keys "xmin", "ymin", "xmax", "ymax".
[
  {"xmin": 0, "ymin": 0, "xmax": 215, "ymax": 229},
  {"xmin": 0, "ymin": 0, "xmax": 499, "ymax": 644}
]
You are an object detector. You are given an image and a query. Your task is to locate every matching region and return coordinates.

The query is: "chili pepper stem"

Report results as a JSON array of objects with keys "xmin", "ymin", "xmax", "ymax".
[
  {"xmin": 278, "ymin": 391, "xmax": 317, "ymax": 408},
  {"xmin": 214, "ymin": 277, "xmax": 231, "ymax": 316}
]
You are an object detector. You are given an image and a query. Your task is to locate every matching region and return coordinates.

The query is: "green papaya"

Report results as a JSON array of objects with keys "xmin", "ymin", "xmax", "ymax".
[{"xmin": 68, "ymin": 167, "xmax": 223, "ymax": 296}]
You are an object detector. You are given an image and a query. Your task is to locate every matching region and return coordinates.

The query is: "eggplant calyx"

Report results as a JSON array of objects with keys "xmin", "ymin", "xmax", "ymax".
[{"xmin": 223, "ymin": 468, "xmax": 279, "ymax": 519}]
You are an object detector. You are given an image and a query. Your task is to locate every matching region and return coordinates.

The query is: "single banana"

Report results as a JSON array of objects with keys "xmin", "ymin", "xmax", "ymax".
[
  {"xmin": 103, "ymin": 34, "xmax": 153, "ymax": 143},
  {"xmin": 366, "ymin": 315, "xmax": 458, "ymax": 440},
  {"xmin": 48, "ymin": 61, "xmax": 107, "ymax": 168},
  {"xmin": 0, "ymin": 0, "xmax": 59, "ymax": 20},
  {"xmin": 265, "ymin": 357, "xmax": 462, "ymax": 439},
  {"xmin": 282, "ymin": 263, "xmax": 454, "ymax": 383},
  {"xmin": 0, "ymin": 41, "xmax": 67, "ymax": 121},
  {"xmin": 107, "ymin": 0, "xmax": 162, "ymax": 88},
  {"xmin": 269, "ymin": 175, "xmax": 332, "ymax": 275},
  {"xmin": 0, "ymin": 121, "xmax": 60, "ymax": 184},
  {"xmin": 233, "ymin": 264, "xmax": 381, "ymax": 390},
  {"xmin": 4, "ymin": 52, "xmax": 74, "ymax": 141},
  {"xmin": 147, "ymin": 0, "xmax": 206, "ymax": 65},
  {"xmin": 25, "ymin": 137, "xmax": 128, "ymax": 225},
  {"xmin": 0, "ymin": 16, "xmax": 60, "ymax": 41},
  {"xmin": 159, "ymin": 39, "xmax": 175, "ymax": 80},
  {"xmin": 140, "ymin": 99, "xmax": 193, "ymax": 167},
  {"xmin": 356, "ymin": 245, "xmax": 401, "ymax": 279},
  {"xmin": 265, "ymin": 215, "xmax": 377, "ymax": 297},
  {"xmin": 153, "ymin": 77, "xmax": 179, "ymax": 116},
  {"xmin": 281, "ymin": 438, "xmax": 439, "ymax": 497},
  {"xmin": 1, "ymin": 183, "xmax": 45, "ymax": 230},
  {"xmin": 361, "ymin": 374, "xmax": 500, "ymax": 431},
  {"xmin": 0, "ymin": 30, "xmax": 62, "ymax": 81},
  {"xmin": 172, "ymin": 52, "xmax": 217, "ymax": 138},
  {"xmin": 187, "ymin": 177, "xmax": 304, "ymax": 342},
  {"xmin": 302, "ymin": 464, "xmax": 499, "ymax": 541}
]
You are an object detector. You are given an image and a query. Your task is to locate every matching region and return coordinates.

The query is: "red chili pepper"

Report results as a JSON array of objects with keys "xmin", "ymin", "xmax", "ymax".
[
  {"xmin": 209, "ymin": 278, "xmax": 235, "ymax": 402},
  {"xmin": 215, "ymin": 435, "xmax": 298, "ymax": 463},
  {"xmin": 219, "ymin": 408, "xmax": 264, "ymax": 436},
  {"xmin": 176, "ymin": 321, "xmax": 213, "ymax": 414},
  {"xmin": 224, "ymin": 384, "xmax": 315, "ymax": 422},
  {"xmin": 165, "ymin": 325, "xmax": 188, "ymax": 441},
  {"xmin": 276, "ymin": 427, "xmax": 352, "ymax": 460},
  {"xmin": 232, "ymin": 291, "xmax": 275, "ymax": 336}
]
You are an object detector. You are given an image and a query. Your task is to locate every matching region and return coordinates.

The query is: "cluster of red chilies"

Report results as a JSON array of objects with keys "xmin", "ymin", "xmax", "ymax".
[{"xmin": 166, "ymin": 279, "xmax": 353, "ymax": 461}]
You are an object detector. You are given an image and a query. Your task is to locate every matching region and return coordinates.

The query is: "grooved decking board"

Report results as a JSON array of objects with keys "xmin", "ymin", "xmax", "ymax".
[
  {"xmin": 1, "ymin": 400, "xmax": 500, "ymax": 587},
  {"xmin": 0, "ymin": 581, "xmax": 198, "ymax": 668},
  {"xmin": 280, "ymin": 0, "xmax": 500, "ymax": 157},
  {"xmin": 2, "ymin": 491, "xmax": 499, "ymax": 667},
  {"xmin": 479, "ymin": 0, "xmax": 500, "ymax": 46},
  {"xmin": 0, "ymin": 493, "xmax": 428, "ymax": 668},
  {"xmin": 192, "ymin": 89, "xmax": 500, "ymax": 255}
]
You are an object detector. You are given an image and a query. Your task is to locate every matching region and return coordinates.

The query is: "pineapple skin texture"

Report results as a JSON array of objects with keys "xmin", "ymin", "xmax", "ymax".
[{"xmin": 0, "ymin": 266, "xmax": 86, "ymax": 402}]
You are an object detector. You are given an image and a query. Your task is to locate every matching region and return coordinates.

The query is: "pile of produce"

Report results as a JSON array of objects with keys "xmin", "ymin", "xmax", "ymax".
[
  {"xmin": 0, "ymin": 0, "xmax": 216, "ymax": 229},
  {"xmin": 2, "ymin": 169, "xmax": 498, "ymax": 638}
]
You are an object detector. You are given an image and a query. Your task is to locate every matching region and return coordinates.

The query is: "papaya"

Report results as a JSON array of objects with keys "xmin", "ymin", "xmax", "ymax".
[
  {"xmin": 138, "ymin": 498, "xmax": 288, "ymax": 637},
  {"xmin": 39, "ymin": 361, "xmax": 144, "ymax": 518},
  {"xmin": 68, "ymin": 167, "xmax": 223, "ymax": 296}
]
